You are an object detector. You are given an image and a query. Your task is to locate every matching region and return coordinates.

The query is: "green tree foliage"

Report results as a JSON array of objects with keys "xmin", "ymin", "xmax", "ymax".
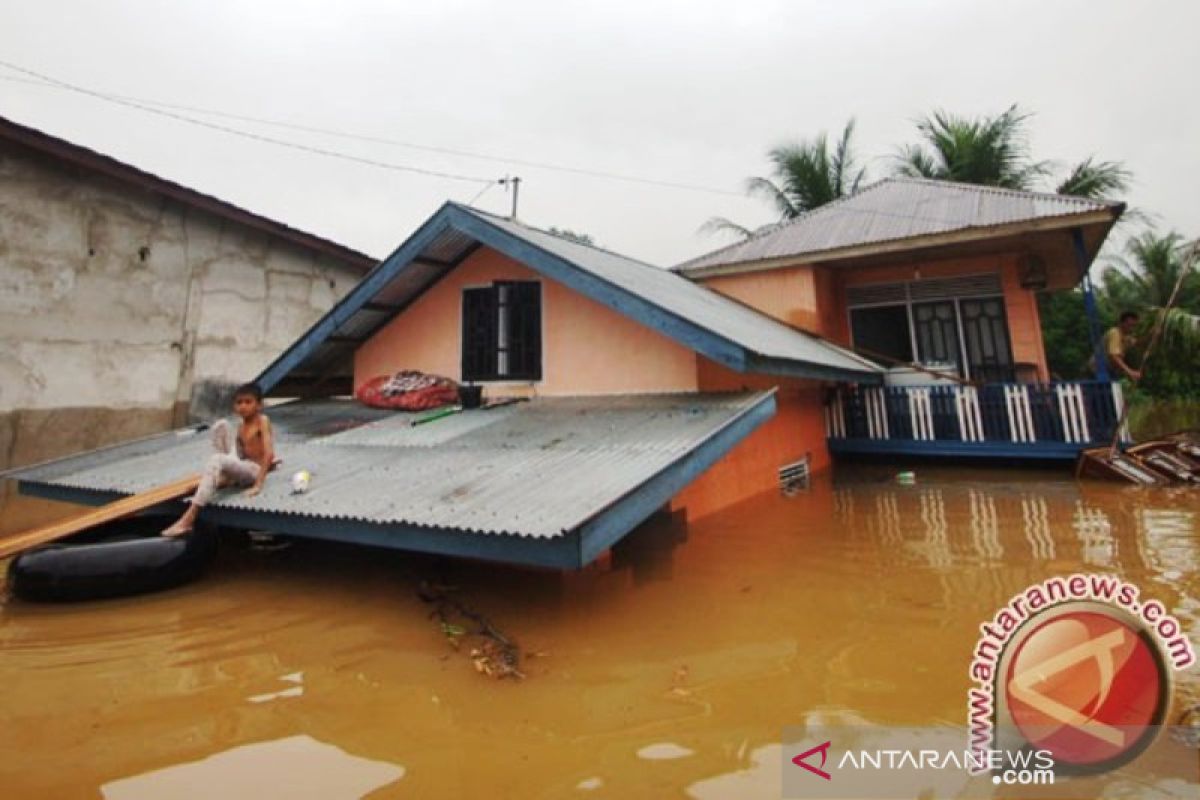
[
  {"xmin": 703, "ymin": 119, "xmax": 865, "ymax": 239},
  {"xmin": 1099, "ymin": 232, "xmax": 1200, "ymax": 396},
  {"xmin": 895, "ymin": 105, "xmax": 1049, "ymax": 190},
  {"xmin": 896, "ymin": 105, "xmax": 1130, "ymax": 201},
  {"xmin": 1037, "ymin": 289, "xmax": 1110, "ymax": 381},
  {"xmin": 1041, "ymin": 232, "xmax": 1200, "ymax": 398}
]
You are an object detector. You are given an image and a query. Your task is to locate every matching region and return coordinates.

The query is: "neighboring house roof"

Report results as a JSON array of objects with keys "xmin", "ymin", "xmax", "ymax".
[
  {"xmin": 676, "ymin": 177, "xmax": 1124, "ymax": 277},
  {"xmin": 0, "ymin": 114, "xmax": 376, "ymax": 271},
  {"xmin": 256, "ymin": 202, "xmax": 882, "ymax": 395},
  {"xmin": 9, "ymin": 392, "xmax": 777, "ymax": 568}
]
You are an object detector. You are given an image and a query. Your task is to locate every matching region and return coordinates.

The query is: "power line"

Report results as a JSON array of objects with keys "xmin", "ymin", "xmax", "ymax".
[
  {"xmin": 0, "ymin": 64, "xmax": 744, "ymax": 198},
  {"xmin": 0, "ymin": 61, "xmax": 496, "ymax": 186}
]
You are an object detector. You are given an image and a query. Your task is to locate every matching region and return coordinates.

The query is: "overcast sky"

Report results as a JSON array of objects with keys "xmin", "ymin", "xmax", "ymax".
[{"xmin": 1, "ymin": 1, "xmax": 1196, "ymax": 266}]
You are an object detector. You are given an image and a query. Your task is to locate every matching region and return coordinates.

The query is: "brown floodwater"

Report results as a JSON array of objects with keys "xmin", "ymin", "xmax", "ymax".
[{"xmin": 1, "ymin": 465, "xmax": 1197, "ymax": 798}]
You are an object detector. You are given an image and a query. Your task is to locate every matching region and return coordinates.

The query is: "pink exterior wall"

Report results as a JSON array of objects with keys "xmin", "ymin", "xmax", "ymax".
[{"xmin": 353, "ymin": 247, "xmax": 699, "ymax": 396}]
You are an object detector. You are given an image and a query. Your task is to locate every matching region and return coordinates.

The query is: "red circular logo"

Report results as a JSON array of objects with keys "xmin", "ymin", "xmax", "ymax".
[{"xmin": 1003, "ymin": 609, "xmax": 1167, "ymax": 770}]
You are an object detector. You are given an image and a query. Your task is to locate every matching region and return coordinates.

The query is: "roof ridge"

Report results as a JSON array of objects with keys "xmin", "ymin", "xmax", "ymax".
[
  {"xmin": 675, "ymin": 175, "xmax": 1124, "ymax": 275},
  {"xmin": 884, "ymin": 175, "xmax": 1118, "ymax": 208},
  {"xmin": 452, "ymin": 202, "xmax": 669, "ymax": 272},
  {"xmin": 674, "ymin": 178, "xmax": 899, "ymax": 272}
]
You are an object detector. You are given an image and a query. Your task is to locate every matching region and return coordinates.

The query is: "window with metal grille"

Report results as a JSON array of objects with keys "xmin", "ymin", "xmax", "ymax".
[{"xmin": 461, "ymin": 281, "xmax": 542, "ymax": 382}]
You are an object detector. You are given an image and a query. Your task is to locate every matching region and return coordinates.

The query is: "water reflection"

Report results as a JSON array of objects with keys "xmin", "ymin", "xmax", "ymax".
[
  {"xmin": 1, "ymin": 466, "xmax": 1198, "ymax": 797},
  {"xmin": 100, "ymin": 735, "xmax": 404, "ymax": 799}
]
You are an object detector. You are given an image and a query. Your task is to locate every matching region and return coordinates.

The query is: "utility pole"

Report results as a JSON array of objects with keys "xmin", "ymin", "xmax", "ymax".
[{"xmin": 499, "ymin": 175, "xmax": 522, "ymax": 220}]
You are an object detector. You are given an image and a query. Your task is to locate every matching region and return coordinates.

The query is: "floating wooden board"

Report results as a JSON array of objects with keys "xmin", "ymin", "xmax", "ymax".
[{"xmin": 0, "ymin": 474, "xmax": 200, "ymax": 560}]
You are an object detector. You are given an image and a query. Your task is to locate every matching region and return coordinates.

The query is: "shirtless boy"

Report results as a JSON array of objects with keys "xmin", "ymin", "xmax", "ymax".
[{"xmin": 162, "ymin": 383, "xmax": 275, "ymax": 537}]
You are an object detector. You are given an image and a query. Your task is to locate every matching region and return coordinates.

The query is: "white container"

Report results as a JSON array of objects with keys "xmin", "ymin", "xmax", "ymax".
[{"xmin": 884, "ymin": 362, "xmax": 960, "ymax": 387}]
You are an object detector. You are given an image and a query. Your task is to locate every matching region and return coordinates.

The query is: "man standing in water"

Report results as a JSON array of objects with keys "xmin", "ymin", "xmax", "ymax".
[
  {"xmin": 162, "ymin": 383, "xmax": 275, "ymax": 536},
  {"xmin": 1093, "ymin": 311, "xmax": 1141, "ymax": 381}
]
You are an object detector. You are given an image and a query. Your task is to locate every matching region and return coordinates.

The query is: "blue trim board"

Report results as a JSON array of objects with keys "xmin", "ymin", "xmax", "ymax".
[
  {"xmin": 255, "ymin": 212, "xmax": 456, "ymax": 394},
  {"xmin": 745, "ymin": 353, "xmax": 883, "ymax": 385},
  {"xmin": 827, "ymin": 438, "xmax": 1094, "ymax": 460},
  {"xmin": 15, "ymin": 393, "xmax": 776, "ymax": 570},
  {"xmin": 576, "ymin": 390, "xmax": 777, "ymax": 564},
  {"xmin": 444, "ymin": 206, "xmax": 751, "ymax": 376},
  {"xmin": 16, "ymin": 481, "xmax": 581, "ymax": 570},
  {"xmin": 255, "ymin": 202, "xmax": 878, "ymax": 395}
]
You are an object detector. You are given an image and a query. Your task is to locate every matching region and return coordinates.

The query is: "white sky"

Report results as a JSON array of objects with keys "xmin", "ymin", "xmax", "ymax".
[{"xmin": 1, "ymin": 0, "xmax": 1196, "ymax": 266}]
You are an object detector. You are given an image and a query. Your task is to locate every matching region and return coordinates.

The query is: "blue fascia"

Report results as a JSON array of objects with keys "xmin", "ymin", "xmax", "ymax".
[
  {"xmin": 15, "ymin": 392, "xmax": 777, "ymax": 570},
  {"xmin": 255, "ymin": 203, "xmax": 879, "ymax": 394},
  {"xmin": 827, "ymin": 438, "xmax": 1095, "ymax": 460}
]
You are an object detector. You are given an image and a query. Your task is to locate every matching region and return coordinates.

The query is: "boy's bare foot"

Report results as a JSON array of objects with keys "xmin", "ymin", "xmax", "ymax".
[{"xmin": 161, "ymin": 523, "xmax": 193, "ymax": 538}]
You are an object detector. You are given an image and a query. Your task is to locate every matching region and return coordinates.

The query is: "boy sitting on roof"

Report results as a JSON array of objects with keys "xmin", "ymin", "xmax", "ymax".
[{"xmin": 162, "ymin": 383, "xmax": 275, "ymax": 537}]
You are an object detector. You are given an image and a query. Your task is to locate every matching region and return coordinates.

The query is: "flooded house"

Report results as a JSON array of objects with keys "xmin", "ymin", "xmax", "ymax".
[
  {"xmin": 0, "ymin": 115, "xmax": 374, "ymax": 472},
  {"xmin": 8, "ymin": 178, "xmax": 1126, "ymax": 568},
  {"xmin": 678, "ymin": 177, "xmax": 1127, "ymax": 460},
  {"xmin": 8, "ymin": 202, "xmax": 881, "ymax": 567}
]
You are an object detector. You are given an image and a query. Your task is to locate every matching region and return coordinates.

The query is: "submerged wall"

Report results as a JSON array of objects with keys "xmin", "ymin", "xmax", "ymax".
[
  {"xmin": 669, "ymin": 358, "xmax": 830, "ymax": 521},
  {"xmin": 354, "ymin": 247, "xmax": 699, "ymax": 396},
  {"xmin": 0, "ymin": 138, "xmax": 364, "ymax": 470}
]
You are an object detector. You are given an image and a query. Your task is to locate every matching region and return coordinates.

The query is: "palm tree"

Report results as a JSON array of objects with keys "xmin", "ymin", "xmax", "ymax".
[
  {"xmin": 1101, "ymin": 231, "xmax": 1200, "ymax": 353},
  {"xmin": 703, "ymin": 119, "xmax": 865, "ymax": 239},
  {"xmin": 896, "ymin": 105, "xmax": 1131, "ymax": 203},
  {"xmin": 1056, "ymin": 157, "xmax": 1132, "ymax": 200},
  {"xmin": 895, "ymin": 104, "xmax": 1049, "ymax": 190}
]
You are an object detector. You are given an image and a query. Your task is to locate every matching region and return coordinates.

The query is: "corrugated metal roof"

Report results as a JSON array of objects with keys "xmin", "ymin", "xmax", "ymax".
[
  {"xmin": 463, "ymin": 207, "xmax": 880, "ymax": 374},
  {"xmin": 256, "ymin": 203, "xmax": 882, "ymax": 391},
  {"xmin": 10, "ymin": 393, "xmax": 773, "ymax": 540},
  {"xmin": 676, "ymin": 177, "xmax": 1123, "ymax": 275}
]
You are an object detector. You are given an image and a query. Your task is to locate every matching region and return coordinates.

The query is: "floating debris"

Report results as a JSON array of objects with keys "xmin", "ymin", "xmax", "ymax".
[{"xmin": 418, "ymin": 582, "xmax": 525, "ymax": 680}]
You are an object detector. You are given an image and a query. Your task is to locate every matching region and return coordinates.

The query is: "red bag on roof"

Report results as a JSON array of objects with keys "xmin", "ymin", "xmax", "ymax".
[{"xmin": 355, "ymin": 371, "xmax": 461, "ymax": 411}]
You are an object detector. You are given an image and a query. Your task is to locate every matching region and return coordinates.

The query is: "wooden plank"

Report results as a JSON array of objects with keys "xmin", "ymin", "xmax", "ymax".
[{"xmin": 0, "ymin": 474, "xmax": 200, "ymax": 560}]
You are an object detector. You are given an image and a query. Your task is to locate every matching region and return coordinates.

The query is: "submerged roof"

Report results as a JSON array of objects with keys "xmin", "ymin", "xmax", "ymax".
[
  {"xmin": 0, "ymin": 114, "xmax": 375, "ymax": 270},
  {"xmin": 10, "ymin": 393, "xmax": 776, "ymax": 568},
  {"xmin": 255, "ymin": 203, "xmax": 881, "ymax": 395},
  {"xmin": 676, "ymin": 177, "xmax": 1124, "ymax": 277}
]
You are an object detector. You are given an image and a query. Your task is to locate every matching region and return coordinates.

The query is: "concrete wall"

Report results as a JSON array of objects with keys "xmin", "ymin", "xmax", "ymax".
[
  {"xmin": 354, "ymin": 247, "xmax": 699, "ymax": 397},
  {"xmin": 0, "ymin": 140, "xmax": 363, "ymax": 470}
]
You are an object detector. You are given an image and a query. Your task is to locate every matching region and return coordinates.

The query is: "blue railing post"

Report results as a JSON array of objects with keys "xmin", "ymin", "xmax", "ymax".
[{"xmin": 1072, "ymin": 228, "xmax": 1109, "ymax": 383}]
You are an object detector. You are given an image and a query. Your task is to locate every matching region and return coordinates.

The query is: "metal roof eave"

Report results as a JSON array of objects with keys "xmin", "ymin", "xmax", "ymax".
[
  {"xmin": 255, "ymin": 208, "xmax": 458, "ymax": 394},
  {"xmin": 576, "ymin": 388, "xmax": 776, "ymax": 565},
  {"xmin": 257, "ymin": 203, "xmax": 877, "ymax": 394},
  {"xmin": 677, "ymin": 207, "xmax": 1123, "ymax": 280},
  {"xmin": 14, "ymin": 392, "xmax": 779, "ymax": 570},
  {"xmin": 745, "ymin": 353, "xmax": 882, "ymax": 384},
  {"xmin": 443, "ymin": 205, "xmax": 755, "ymax": 377}
]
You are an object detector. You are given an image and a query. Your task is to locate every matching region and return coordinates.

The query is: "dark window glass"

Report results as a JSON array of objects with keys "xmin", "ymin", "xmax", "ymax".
[
  {"xmin": 850, "ymin": 305, "xmax": 912, "ymax": 363},
  {"xmin": 461, "ymin": 282, "xmax": 541, "ymax": 382},
  {"xmin": 913, "ymin": 300, "xmax": 961, "ymax": 373},
  {"xmin": 960, "ymin": 297, "xmax": 1014, "ymax": 383}
]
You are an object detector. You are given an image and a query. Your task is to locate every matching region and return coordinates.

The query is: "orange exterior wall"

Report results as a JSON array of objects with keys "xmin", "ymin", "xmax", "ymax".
[
  {"xmin": 354, "ymin": 248, "xmax": 699, "ymax": 396},
  {"xmin": 835, "ymin": 253, "xmax": 1048, "ymax": 380},
  {"xmin": 669, "ymin": 357, "xmax": 830, "ymax": 522},
  {"xmin": 700, "ymin": 252, "xmax": 1049, "ymax": 380}
]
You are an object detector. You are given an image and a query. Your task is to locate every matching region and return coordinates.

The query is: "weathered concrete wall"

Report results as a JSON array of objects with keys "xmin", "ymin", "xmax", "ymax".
[{"xmin": 0, "ymin": 140, "xmax": 363, "ymax": 469}]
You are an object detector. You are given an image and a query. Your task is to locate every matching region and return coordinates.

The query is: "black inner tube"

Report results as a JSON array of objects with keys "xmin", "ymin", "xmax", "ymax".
[{"xmin": 7, "ymin": 514, "xmax": 219, "ymax": 602}]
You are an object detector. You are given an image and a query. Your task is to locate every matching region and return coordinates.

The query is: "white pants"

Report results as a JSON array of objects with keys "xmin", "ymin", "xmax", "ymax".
[{"xmin": 192, "ymin": 419, "xmax": 259, "ymax": 507}]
